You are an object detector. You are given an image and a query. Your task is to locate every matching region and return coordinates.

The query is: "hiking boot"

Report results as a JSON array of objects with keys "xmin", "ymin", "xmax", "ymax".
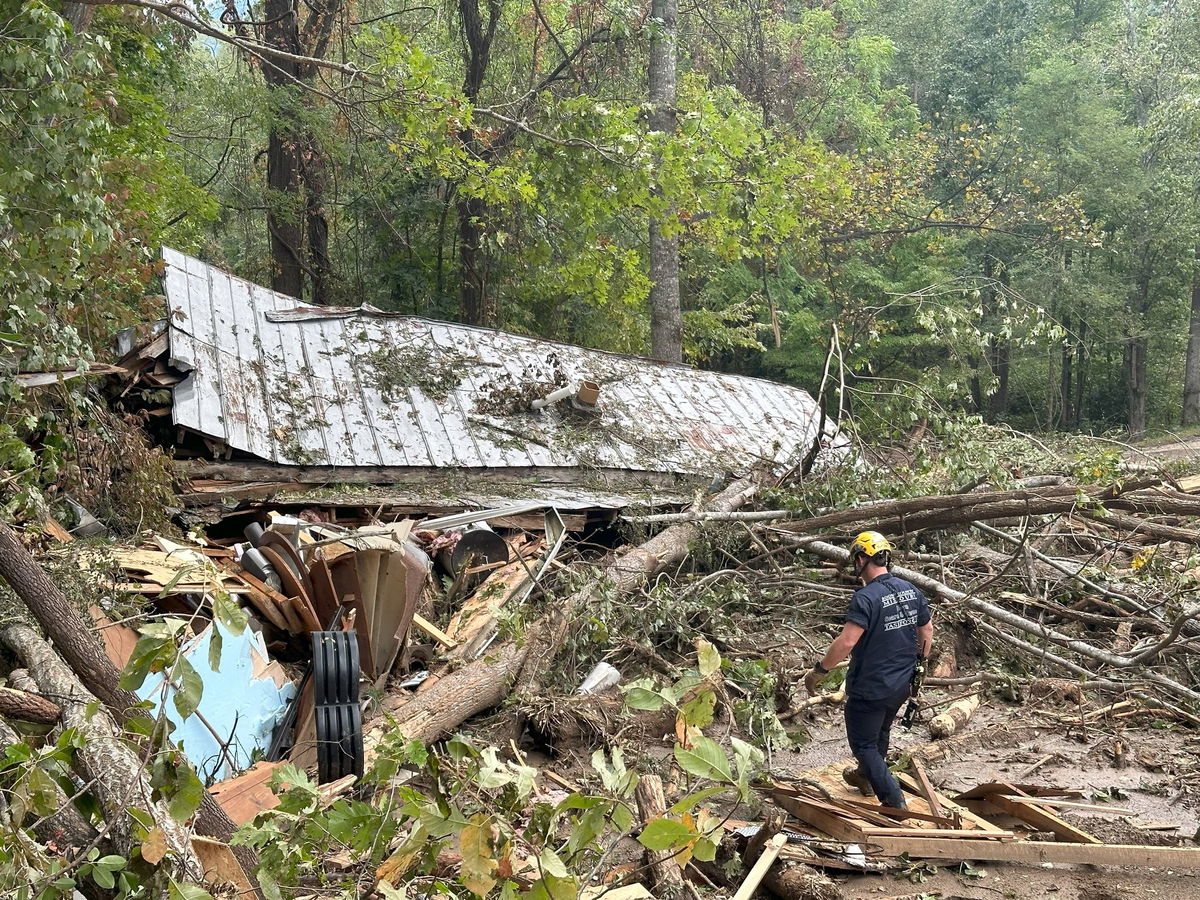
[
  {"xmin": 884, "ymin": 794, "xmax": 908, "ymax": 811},
  {"xmin": 841, "ymin": 766, "xmax": 874, "ymax": 797}
]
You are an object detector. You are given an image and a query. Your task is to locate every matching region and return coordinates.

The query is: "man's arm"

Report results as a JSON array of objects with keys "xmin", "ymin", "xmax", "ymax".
[
  {"xmin": 822, "ymin": 622, "xmax": 865, "ymax": 671},
  {"xmin": 804, "ymin": 622, "xmax": 865, "ymax": 694},
  {"xmin": 917, "ymin": 620, "xmax": 933, "ymax": 658}
]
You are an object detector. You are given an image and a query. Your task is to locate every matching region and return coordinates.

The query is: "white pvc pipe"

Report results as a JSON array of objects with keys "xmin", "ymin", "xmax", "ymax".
[{"xmin": 530, "ymin": 384, "xmax": 575, "ymax": 410}]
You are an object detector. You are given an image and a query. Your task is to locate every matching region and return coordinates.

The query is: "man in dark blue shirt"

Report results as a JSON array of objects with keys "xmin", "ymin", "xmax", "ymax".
[{"xmin": 804, "ymin": 531, "xmax": 933, "ymax": 809}]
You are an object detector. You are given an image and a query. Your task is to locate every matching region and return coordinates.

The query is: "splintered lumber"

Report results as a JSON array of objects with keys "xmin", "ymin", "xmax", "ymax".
[
  {"xmin": 977, "ymin": 790, "xmax": 1101, "ymax": 844},
  {"xmin": 444, "ymin": 541, "xmax": 541, "ymax": 661},
  {"xmin": 907, "ymin": 758, "xmax": 946, "ymax": 822},
  {"xmin": 412, "ymin": 613, "xmax": 458, "ymax": 649},
  {"xmin": 0, "ymin": 623, "xmax": 204, "ymax": 882},
  {"xmin": 635, "ymin": 775, "xmax": 690, "ymax": 898},
  {"xmin": 929, "ymin": 693, "xmax": 980, "ymax": 739},
  {"xmin": 746, "ymin": 822, "xmax": 843, "ymax": 900},
  {"xmin": 733, "ymin": 833, "xmax": 787, "ymax": 900}
]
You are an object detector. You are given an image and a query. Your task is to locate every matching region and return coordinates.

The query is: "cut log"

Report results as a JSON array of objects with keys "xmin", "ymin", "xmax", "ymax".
[
  {"xmin": 929, "ymin": 694, "xmax": 980, "ymax": 739},
  {"xmin": 635, "ymin": 775, "xmax": 691, "ymax": 899},
  {"xmin": 0, "ymin": 623, "xmax": 204, "ymax": 883}
]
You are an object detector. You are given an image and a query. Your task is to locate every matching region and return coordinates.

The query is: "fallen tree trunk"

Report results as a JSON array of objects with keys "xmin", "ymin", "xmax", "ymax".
[
  {"xmin": 0, "ymin": 716, "xmax": 99, "ymax": 854},
  {"xmin": 377, "ymin": 475, "xmax": 766, "ymax": 749},
  {"xmin": 516, "ymin": 473, "xmax": 765, "ymax": 695},
  {"xmin": 928, "ymin": 694, "xmax": 980, "ymax": 739},
  {"xmin": 0, "ymin": 522, "xmax": 257, "ymax": 884},
  {"xmin": 382, "ymin": 642, "xmax": 527, "ymax": 741},
  {"xmin": 0, "ymin": 623, "xmax": 203, "ymax": 883},
  {"xmin": 0, "ymin": 685, "xmax": 60, "ymax": 724},
  {"xmin": 785, "ymin": 537, "xmax": 1200, "ymax": 705}
]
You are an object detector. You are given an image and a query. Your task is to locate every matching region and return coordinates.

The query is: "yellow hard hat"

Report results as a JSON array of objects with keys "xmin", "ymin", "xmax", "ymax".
[{"xmin": 850, "ymin": 531, "xmax": 895, "ymax": 558}]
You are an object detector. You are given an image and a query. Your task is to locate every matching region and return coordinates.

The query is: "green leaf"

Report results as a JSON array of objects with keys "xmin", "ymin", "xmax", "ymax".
[
  {"xmin": 693, "ymin": 837, "xmax": 718, "ymax": 863},
  {"xmin": 679, "ymin": 690, "xmax": 716, "ymax": 729},
  {"xmin": 537, "ymin": 848, "xmax": 569, "ymax": 878},
  {"xmin": 92, "ymin": 867, "xmax": 115, "ymax": 890},
  {"xmin": 638, "ymin": 817, "xmax": 696, "ymax": 851},
  {"xmin": 697, "ymin": 640, "xmax": 721, "ymax": 677},
  {"xmin": 621, "ymin": 677, "xmax": 667, "ymax": 711},
  {"xmin": 207, "ymin": 628, "xmax": 223, "ymax": 673},
  {"xmin": 168, "ymin": 883, "xmax": 215, "ymax": 900},
  {"xmin": 169, "ymin": 763, "xmax": 204, "ymax": 823},
  {"xmin": 171, "ymin": 656, "xmax": 204, "ymax": 720},
  {"xmin": 673, "ymin": 737, "xmax": 733, "ymax": 783},
  {"xmin": 668, "ymin": 786, "xmax": 726, "ymax": 814}
]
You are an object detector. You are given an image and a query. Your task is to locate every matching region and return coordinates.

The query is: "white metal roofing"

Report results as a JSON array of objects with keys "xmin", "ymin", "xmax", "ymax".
[{"xmin": 163, "ymin": 248, "xmax": 845, "ymax": 474}]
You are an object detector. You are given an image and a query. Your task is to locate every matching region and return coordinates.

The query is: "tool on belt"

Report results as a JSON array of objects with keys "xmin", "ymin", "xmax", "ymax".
[{"xmin": 899, "ymin": 654, "xmax": 926, "ymax": 728}]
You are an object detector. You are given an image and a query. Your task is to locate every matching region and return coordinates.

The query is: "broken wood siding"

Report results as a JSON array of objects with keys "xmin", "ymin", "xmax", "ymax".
[{"xmin": 162, "ymin": 248, "xmax": 846, "ymax": 475}]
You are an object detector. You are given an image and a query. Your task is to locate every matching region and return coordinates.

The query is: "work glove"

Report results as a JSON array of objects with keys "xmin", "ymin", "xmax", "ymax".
[{"xmin": 803, "ymin": 665, "xmax": 826, "ymax": 696}]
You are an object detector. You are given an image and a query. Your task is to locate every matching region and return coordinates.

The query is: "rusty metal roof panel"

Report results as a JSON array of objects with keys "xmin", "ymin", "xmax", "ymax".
[{"xmin": 163, "ymin": 248, "xmax": 846, "ymax": 473}]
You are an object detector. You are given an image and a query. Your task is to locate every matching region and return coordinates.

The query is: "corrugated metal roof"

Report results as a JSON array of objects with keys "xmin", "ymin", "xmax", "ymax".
[{"xmin": 163, "ymin": 248, "xmax": 846, "ymax": 474}]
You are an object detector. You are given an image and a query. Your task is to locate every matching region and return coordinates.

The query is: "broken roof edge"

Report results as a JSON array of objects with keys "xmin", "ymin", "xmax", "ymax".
[{"xmin": 177, "ymin": 459, "xmax": 711, "ymax": 510}]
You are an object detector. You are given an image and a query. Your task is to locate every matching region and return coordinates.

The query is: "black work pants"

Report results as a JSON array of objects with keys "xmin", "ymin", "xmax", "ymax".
[{"xmin": 844, "ymin": 686, "xmax": 909, "ymax": 807}]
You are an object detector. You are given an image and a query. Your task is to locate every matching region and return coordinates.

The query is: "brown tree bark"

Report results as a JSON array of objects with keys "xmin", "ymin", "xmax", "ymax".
[
  {"xmin": 1, "ymin": 623, "xmax": 203, "ymax": 883},
  {"xmin": 0, "ymin": 716, "xmax": 99, "ymax": 854},
  {"xmin": 1183, "ymin": 244, "xmax": 1200, "ymax": 425},
  {"xmin": 263, "ymin": 0, "xmax": 305, "ymax": 300},
  {"xmin": 0, "ymin": 522, "xmax": 257, "ymax": 882},
  {"xmin": 635, "ymin": 774, "xmax": 690, "ymax": 899},
  {"xmin": 0, "ymin": 686, "xmax": 60, "ymax": 724},
  {"xmin": 648, "ymin": 0, "xmax": 682, "ymax": 362}
]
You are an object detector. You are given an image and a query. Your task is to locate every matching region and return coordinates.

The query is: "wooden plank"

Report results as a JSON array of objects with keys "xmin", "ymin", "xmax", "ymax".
[
  {"xmin": 985, "ymin": 791, "xmax": 1101, "ymax": 844},
  {"xmin": 908, "ymin": 758, "xmax": 946, "ymax": 822},
  {"xmin": 862, "ymin": 827, "xmax": 1015, "ymax": 840},
  {"xmin": 994, "ymin": 795, "xmax": 1134, "ymax": 815},
  {"xmin": 893, "ymin": 773, "xmax": 1007, "ymax": 834},
  {"xmin": 868, "ymin": 837, "xmax": 1200, "ymax": 869},
  {"xmin": 772, "ymin": 793, "xmax": 869, "ymax": 842},
  {"xmin": 835, "ymin": 797, "xmax": 960, "ymax": 827},
  {"xmin": 209, "ymin": 760, "xmax": 285, "ymax": 825},
  {"xmin": 412, "ymin": 613, "xmax": 458, "ymax": 649},
  {"xmin": 954, "ymin": 782, "xmax": 1080, "ymax": 802},
  {"xmin": 239, "ymin": 583, "xmax": 291, "ymax": 632}
]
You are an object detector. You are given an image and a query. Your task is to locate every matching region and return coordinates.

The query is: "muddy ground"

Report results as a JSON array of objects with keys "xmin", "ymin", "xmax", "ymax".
[{"xmin": 513, "ymin": 687, "xmax": 1200, "ymax": 900}]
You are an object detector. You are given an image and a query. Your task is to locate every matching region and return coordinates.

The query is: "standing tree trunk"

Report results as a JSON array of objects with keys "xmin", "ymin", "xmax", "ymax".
[
  {"xmin": 648, "ymin": 0, "xmax": 682, "ymax": 362},
  {"xmin": 1182, "ymin": 244, "xmax": 1200, "ymax": 425},
  {"xmin": 454, "ymin": 0, "xmax": 502, "ymax": 327},
  {"xmin": 263, "ymin": 0, "xmax": 305, "ymax": 300}
]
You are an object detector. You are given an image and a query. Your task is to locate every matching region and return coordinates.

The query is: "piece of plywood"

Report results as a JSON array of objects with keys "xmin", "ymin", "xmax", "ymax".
[
  {"xmin": 209, "ymin": 760, "xmax": 285, "ymax": 825},
  {"xmin": 89, "ymin": 606, "xmax": 139, "ymax": 669}
]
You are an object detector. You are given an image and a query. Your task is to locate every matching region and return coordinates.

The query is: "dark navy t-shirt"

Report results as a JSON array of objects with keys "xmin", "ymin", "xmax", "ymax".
[{"xmin": 845, "ymin": 573, "xmax": 931, "ymax": 701}]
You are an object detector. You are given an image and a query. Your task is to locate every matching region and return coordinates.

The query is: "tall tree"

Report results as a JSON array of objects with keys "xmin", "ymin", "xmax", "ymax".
[{"xmin": 648, "ymin": 0, "xmax": 682, "ymax": 361}]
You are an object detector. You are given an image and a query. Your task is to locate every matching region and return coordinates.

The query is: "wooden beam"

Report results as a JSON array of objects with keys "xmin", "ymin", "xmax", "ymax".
[
  {"xmin": 772, "ymin": 793, "xmax": 867, "ymax": 842},
  {"xmin": 908, "ymin": 757, "xmax": 946, "ymax": 822},
  {"xmin": 412, "ymin": 613, "xmax": 458, "ymax": 649},
  {"xmin": 984, "ymin": 790, "xmax": 1101, "ymax": 844},
  {"xmin": 868, "ymin": 838, "xmax": 1200, "ymax": 869}
]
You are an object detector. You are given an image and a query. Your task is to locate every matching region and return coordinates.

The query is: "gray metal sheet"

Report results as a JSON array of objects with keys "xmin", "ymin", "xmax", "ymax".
[{"xmin": 162, "ymin": 248, "xmax": 848, "ymax": 474}]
